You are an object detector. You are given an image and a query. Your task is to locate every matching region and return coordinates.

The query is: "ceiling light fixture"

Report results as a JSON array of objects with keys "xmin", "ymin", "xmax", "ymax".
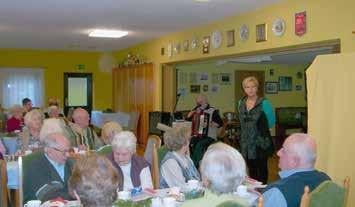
[{"xmin": 89, "ymin": 29, "xmax": 128, "ymax": 38}]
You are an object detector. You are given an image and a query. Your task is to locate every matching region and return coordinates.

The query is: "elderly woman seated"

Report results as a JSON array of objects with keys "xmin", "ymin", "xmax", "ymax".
[
  {"xmin": 107, "ymin": 131, "xmax": 153, "ymax": 191},
  {"xmin": 6, "ymin": 104, "xmax": 23, "ymax": 132},
  {"xmin": 182, "ymin": 142, "xmax": 249, "ymax": 207},
  {"xmin": 160, "ymin": 127, "xmax": 200, "ymax": 188},
  {"xmin": 69, "ymin": 154, "xmax": 120, "ymax": 207},
  {"xmin": 17, "ymin": 109, "xmax": 44, "ymax": 151},
  {"xmin": 97, "ymin": 121, "xmax": 123, "ymax": 154},
  {"xmin": 102, "ymin": 121, "xmax": 123, "ymax": 144}
]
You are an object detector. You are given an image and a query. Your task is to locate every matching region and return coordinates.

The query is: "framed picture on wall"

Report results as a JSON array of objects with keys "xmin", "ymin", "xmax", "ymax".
[
  {"xmin": 220, "ymin": 73, "xmax": 231, "ymax": 85},
  {"xmin": 256, "ymin": 23, "xmax": 267, "ymax": 42},
  {"xmin": 279, "ymin": 76, "xmax": 292, "ymax": 91},
  {"xmin": 190, "ymin": 85, "xmax": 201, "ymax": 93},
  {"xmin": 265, "ymin": 82, "xmax": 278, "ymax": 94},
  {"xmin": 226, "ymin": 30, "xmax": 235, "ymax": 47}
]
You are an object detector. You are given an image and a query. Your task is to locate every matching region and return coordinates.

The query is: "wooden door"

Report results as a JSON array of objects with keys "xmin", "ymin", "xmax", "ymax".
[
  {"xmin": 235, "ymin": 71, "xmax": 265, "ymax": 110},
  {"xmin": 112, "ymin": 63, "xmax": 154, "ymax": 147},
  {"xmin": 162, "ymin": 64, "xmax": 176, "ymax": 112}
]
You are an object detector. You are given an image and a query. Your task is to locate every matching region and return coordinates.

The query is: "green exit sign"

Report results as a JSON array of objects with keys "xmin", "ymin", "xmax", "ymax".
[{"xmin": 77, "ymin": 64, "xmax": 85, "ymax": 70}]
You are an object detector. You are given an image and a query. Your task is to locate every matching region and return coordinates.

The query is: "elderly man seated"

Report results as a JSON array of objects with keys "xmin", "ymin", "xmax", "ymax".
[
  {"xmin": 262, "ymin": 133, "xmax": 331, "ymax": 207},
  {"xmin": 107, "ymin": 131, "xmax": 153, "ymax": 191},
  {"xmin": 70, "ymin": 108, "xmax": 103, "ymax": 150},
  {"xmin": 182, "ymin": 142, "xmax": 250, "ymax": 207},
  {"xmin": 23, "ymin": 133, "xmax": 74, "ymax": 203}
]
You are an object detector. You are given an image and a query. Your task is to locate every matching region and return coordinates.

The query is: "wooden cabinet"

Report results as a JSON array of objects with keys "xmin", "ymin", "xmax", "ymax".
[{"xmin": 112, "ymin": 63, "xmax": 154, "ymax": 147}]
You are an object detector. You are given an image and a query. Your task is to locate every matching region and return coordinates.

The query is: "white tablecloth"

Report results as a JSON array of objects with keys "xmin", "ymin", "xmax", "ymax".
[
  {"xmin": 91, "ymin": 111, "xmax": 130, "ymax": 128},
  {"xmin": 7, "ymin": 161, "xmax": 19, "ymax": 189},
  {"xmin": 2, "ymin": 137, "xmax": 18, "ymax": 155}
]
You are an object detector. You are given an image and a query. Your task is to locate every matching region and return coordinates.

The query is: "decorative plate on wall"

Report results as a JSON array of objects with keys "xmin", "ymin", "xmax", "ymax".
[
  {"xmin": 167, "ymin": 43, "xmax": 172, "ymax": 57},
  {"xmin": 191, "ymin": 37, "xmax": 198, "ymax": 50},
  {"xmin": 272, "ymin": 18, "xmax": 286, "ymax": 36},
  {"xmin": 211, "ymin": 30, "xmax": 222, "ymax": 49},
  {"xmin": 239, "ymin": 24, "xmax": 249, "ymax": 41}
]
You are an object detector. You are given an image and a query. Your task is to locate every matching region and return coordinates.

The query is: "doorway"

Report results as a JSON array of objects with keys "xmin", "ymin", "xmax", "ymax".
[{"xmin": 64, "ymin": 73, "xmax": 93, "ymax": 116}]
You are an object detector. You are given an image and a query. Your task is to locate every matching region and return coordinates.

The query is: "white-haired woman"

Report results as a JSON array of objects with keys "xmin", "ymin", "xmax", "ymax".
[
  {"xmin": 107, "ymin": 131, "xmax": 153, "ymax": 191},
  {"xmin": 182, "ymin": 142, "xmax": 249, "ymax": 207},
  {"xmin": 6, "ymin": 104, "xmax": 23, "ymax": 132},
  {"xmin": 17, "ymin": 109, "xmax": 44, "ymax": 151},
  {"xmin": 160, "ymin": 127, "xmax": 200, "ymax": 188}
]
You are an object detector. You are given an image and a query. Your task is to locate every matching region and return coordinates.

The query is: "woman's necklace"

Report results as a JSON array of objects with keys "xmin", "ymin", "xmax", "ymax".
[{"xmin": 246, "ymin": 97, "xmax": 257, "ymax": 111}]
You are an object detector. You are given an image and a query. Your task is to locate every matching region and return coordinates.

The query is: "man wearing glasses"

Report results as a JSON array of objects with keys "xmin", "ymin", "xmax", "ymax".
[{"xmin": 24, "ymin": 133, "xmax": 74, "ymax": 203}]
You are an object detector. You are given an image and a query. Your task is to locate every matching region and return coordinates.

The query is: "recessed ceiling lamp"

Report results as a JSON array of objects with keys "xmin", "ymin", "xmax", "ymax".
[{"xmin": 89, "ymin": 29, "xmax": 128, "ymax": 38}]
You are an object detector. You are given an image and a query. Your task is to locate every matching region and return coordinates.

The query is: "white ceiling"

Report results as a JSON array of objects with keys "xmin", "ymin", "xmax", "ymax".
[{"xmin": 0, "ymin": 0, "xmax": 283, "ymax": 51}]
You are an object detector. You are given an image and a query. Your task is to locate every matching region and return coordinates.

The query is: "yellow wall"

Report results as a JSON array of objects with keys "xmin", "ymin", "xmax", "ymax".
[
  {"xmin": 114, "ymin": 0, "xmax": 355, "ymax": 110},
  {"xmin": 175, "ymin": 62, "xmax": 307, "ymax": 113},
  {"xmin": 0, "ymin": 49, "xmax": 112, "ymax": 110}
]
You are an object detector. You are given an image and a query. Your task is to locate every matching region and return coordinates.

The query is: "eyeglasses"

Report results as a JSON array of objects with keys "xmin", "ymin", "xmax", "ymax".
[{"xmin": 51, "ymin": 147, "xmax": 69, "ymax": 155}]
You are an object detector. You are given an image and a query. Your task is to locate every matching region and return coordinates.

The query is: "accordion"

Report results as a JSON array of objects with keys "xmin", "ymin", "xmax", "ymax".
[{"xmin": 191, "ymin": 111, "xmax": 210, "ymax": 137}]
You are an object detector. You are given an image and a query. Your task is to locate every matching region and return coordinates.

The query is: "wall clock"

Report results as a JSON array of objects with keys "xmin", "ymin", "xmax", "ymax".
[{"xmin": 211, "ymin": 30, "xmax": 222, "ymax": 49}]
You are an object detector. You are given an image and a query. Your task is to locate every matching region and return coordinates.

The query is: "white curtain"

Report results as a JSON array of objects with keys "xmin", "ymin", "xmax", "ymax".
[{"xmin": 0, "ymin": 68, "xmax": 44, "ymax": 109}]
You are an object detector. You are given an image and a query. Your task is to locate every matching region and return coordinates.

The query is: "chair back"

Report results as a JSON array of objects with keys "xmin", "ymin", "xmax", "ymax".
[
  {"xmin": 0, "ymin": 159, "xmax": 8, "ymax": 207},
  {"xmin": 300, "ymin": 177, "xmax": 350, "ymax": 207},
  {"xmin": 157, "ymin": 145, "xmax": 169, "ymax": 167},
  {"xmin": 151, "ymin": 143, "xmax": 160, "ymax": 189},
  {"xmin": 144, "ymin": 135, "xmax": 161, "ymax": 165}
]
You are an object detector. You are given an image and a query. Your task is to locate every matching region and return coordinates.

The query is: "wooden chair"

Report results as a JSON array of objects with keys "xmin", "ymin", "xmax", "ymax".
[
  {"xmin": 300, "ymin": 177, "xmax": 350, "ymax": 207},
  {"xmin": 0, "ymin": 159, "xmax": 9, "ymax": 207},
  {"xmin": 144, "ymin": 134, "xmax": 161, "ymax": 165},
  {"xmin": 151, "ymin": 143, "xmax": 160, "ymax": 189}
]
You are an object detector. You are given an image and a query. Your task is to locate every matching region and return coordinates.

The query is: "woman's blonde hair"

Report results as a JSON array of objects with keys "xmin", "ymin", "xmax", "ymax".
[
  {"xmin": 69, "ymin": 154, "xmax": 119, "ymax": 207},
  {"xmin": 101, "ymin": 121, "xmax": 123, "ymax": 145},
  {"xmin": 242, "ymin": 76, "xmax": 259, "ymax": 88},
  {"xmin": 24, "ymin": 109, "xmax": 44, "ymax": 127}
]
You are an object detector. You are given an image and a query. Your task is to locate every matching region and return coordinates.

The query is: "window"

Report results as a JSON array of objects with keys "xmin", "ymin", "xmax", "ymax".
[{"xmin": 0, "ymin": 68, "xmax": 44, "ymax": 108}]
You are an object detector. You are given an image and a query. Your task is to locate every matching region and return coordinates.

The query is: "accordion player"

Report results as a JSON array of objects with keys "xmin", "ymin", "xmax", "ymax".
[{"xmin": 191, "ymin": 110, "xmax": 210, "ymax": 137}]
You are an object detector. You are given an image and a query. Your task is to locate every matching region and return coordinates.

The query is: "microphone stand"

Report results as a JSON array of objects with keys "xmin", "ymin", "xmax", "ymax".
[{"xmin": 170, "ymin": 94, "xmax": 181, "ymax": 126}]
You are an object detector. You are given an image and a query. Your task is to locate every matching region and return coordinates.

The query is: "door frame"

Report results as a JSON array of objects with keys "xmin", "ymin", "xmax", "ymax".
[{"xmin": 64, "ymin": 73, "xmax": 93, "ymax": 116}]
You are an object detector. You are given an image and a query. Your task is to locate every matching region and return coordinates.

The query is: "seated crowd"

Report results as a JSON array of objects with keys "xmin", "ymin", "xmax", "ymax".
[{"xmin": 0, "ymin": 98, "xmax": 333, "ymax": 207}]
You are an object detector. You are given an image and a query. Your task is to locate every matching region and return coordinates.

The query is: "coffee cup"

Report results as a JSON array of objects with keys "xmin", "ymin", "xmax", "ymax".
[
  {"xmin": 24, "ymin": 200, "xmax": 41, "ymax": 207},
  {"xmin": 117, "ymin": 190, "xmax": 131, "ymax": 200},
  {"xmin": 187, "ymin": 179, "xmax": 199, "ymax": 190},
  {"xmin": 236, "ymin": 185, "xmax": 248, "ymax": 196},
  {"xmin": 163, "ymin": 197, "xmax": 176, "ymax": 207}
]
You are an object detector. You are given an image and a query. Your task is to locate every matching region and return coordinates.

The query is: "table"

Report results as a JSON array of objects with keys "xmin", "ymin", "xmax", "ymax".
[
  {"xmin": 2, "ymin": 137, "xmax": 18, "ymax": 155},
  {"xmin": 91, "ymin": 111, "xmax": 130, "ymax": 128},
  {"xmin": 7, "ymin": 161, "xmax": 19, "ymax": 189}
]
